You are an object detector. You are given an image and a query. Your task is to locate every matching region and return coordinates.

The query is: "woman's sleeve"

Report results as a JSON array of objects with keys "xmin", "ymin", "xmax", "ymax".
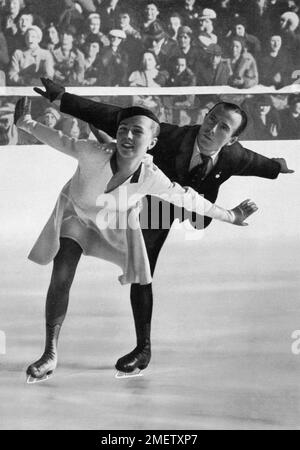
[
  {"xmin": 16, "ymin": 116, "xmax": 88, "ymax": 159},
  {"xmin": 145, "ymin": 166, "xmax": 235, "ymax": 223},
  {"xmin": 8, "ymin": 50, "xmax": 21, "ymax": 83}
]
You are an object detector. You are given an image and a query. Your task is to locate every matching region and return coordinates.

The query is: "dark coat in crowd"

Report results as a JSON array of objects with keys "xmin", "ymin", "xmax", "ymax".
[
  {"xmin": 98, "ymin": 46, "xmax": 129, "ymax": 86},
  {"xmin": 259, "ymin": 50, "xmax": 292, "ymax": 88},
  {"xmin": 154, "ymin": 37, "xmax": 180, "ymax": 72},
  {"xmin": 177, "ymin": 4, "xmax": 203, "ymax": 31},
  {"xmin": 280, "ymin": 30, "xmax": 300, "ymax": 70},
  {"xmin": 251, "ymin": 108, "xmax": 281, "ymax": 140},
  {"xmin": 169, "ymin": 67, "xmax": 196, "ymax": 87},
  {"xmin": 178, "ymin": 44, "xmax": 207, "ymax": 75},
  {"xmin": 196, "ymin": 59, "xmax": 231, "ymax": 86},
  {"xmin": 279, "ymin": 108, "xmax": 300, "ymax": 139},
  {"xmin": 97, "ymin": 2, "xmax": 124, "ymax": 34}
]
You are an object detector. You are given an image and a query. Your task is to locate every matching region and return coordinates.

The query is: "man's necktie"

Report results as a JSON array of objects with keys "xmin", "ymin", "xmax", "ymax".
[{"xmin": 189, "ymin": 154, "xmax": 212, "ymax": 185}]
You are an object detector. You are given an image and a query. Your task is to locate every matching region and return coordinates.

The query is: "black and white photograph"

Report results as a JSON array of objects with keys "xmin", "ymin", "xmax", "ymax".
[{"xmin": 0, "ymin": 0, "xmax": 300, "ymax": 432}]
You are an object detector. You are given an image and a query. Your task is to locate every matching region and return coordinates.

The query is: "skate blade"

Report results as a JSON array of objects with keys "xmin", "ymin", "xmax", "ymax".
[
  {"xmin": 115, "ymin": 369, "xmax": 143, "ymax": 379},
  {"xmin": 26, "ymin": 373, "xmax": 53, "ymax": 384}
]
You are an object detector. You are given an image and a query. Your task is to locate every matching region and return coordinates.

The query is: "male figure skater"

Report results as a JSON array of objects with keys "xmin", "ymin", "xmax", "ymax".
[{"xmin": 34, "ymin": 78, "xmax": 294, "ymax": 375}]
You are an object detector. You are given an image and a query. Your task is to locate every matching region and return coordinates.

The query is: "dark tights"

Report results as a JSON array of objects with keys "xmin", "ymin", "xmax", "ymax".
[
  {"xmin": 46, "ymin": 237, "xmax": 82, "ymax": 326},
  {"xmin": 27, "ymin": 238, "xmax": 82, "ymax": 378},
  {"xmin": 129, "ymin": 228, "xmax": 170, "ymax": 346}
]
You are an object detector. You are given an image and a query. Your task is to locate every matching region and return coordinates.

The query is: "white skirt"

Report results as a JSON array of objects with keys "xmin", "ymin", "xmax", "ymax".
[{"xmin": 28, "ymin": 180, "xmax": 152, "ymax": 285}]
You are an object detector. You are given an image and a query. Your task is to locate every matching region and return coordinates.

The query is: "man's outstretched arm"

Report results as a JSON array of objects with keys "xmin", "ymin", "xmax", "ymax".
[
  {"xmin": 231, "ymin": 142, "xmax": 294, "ymax": 179},
  {"xmin": 34, "ymin": 78, "xmax": 178, "ymax": 141},
  {"xmin": 34, "ymin": 78, "xmax": 123, "ymax": 138}
]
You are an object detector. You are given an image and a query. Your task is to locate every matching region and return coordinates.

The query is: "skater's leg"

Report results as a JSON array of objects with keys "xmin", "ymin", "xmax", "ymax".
[
  {"xmin": 27, "ymin": 237, "xmax": 82, "ymax": 379},
  {"xmin": 116, "ymin": 229, "xmax": 170, "ymax": 373}
]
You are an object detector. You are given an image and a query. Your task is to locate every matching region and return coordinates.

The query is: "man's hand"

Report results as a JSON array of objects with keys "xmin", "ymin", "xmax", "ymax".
[
  {"xmin": 14, "ymin": 97, "xmax": 32, "ymax": 125},
  {"xmin": 272, "ymin": 157, "xmax": 294, "ymax": 174},
  {"xmin": 231, "ymin": 199, "xmax": 258, "ymax": 226},
  {"xmin": 33, "ymin": 78, "xmax": 65, "ymax": 102}
]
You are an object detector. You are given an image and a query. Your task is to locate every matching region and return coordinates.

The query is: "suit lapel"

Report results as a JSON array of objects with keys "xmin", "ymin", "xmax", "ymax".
[{"xmin": 175, "ymin": 126, "xmax": 200, "ymax": 183}]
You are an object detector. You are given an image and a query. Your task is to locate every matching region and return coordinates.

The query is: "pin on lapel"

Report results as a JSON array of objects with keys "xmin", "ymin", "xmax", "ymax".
[{"xmin": 215, "ymin": 172, "xmax": 221, "ymax": 179}]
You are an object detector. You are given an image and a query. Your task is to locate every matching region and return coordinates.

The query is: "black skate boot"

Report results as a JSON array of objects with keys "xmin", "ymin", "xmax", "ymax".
[
  {"xmin": 115, "ymin": 284, "xmax": 153, "ymax": 377},
  {"xmin": 115, "ymin": 329, "xmax": 151, "ymax": 376},
  {"xmin": 26, "ymin": 323, "xmax": 61, "ymax": 383}
]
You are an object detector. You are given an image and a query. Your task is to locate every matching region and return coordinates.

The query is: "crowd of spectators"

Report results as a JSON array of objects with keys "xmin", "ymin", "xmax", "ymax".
[
  {"xmin": 1, "ymin": 93, "xmax": 300, "ymax": 145},
  {"xmin": 0, "ymin": 0, "xmax": 299, "ymax": 88}
]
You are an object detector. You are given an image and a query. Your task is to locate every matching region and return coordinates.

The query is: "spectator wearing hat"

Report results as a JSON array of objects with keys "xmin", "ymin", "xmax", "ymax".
[
  {"xmin": 79, "ymin": 13, "xmax": 110, "ymax": 50},
  {"xmin": 226, "ymin": 16, "xmax": 261, "ymax": 58},
  {"xmin": 22, "ymin": 104, "xmax": 62, "ymax": 145},
  {"xmin": 147, "ymin": 22, "xmax": 180, "ymax": 73},
  {"xmin": 228, "ymin": 37, "xmax": 259, "ymax": 88},
  {"xmin": 279, "ymin": 11, "xmax": 300, "ymax": 67},
  {"xmin": 51, "ymin": 27, "xmax": 85, "ymax": 85},
  {"xmin": 177, "ymin": 25, "xmax": 204, "ymax": 74},
  {"xmin": 196, "ymin": 43, "xmax": 231, "ymax": 86},
  {"xmin": 8, "ymin": 25, "xmax": 54, "ymax": 85},
  {"xmin": 41, "ymin": 106, "xmax": 61, "ymax": 129},
  {"xmin": 178, "ymin": 0, "xmax": 202, "ymax": 32},
  {"xmin": 0, "ymin": 101, "xmax": 18, "ymax": 144},
  {"xmin": 196, "ymin": 8, "xmax": 218, "ymax": 52},
  {"xmin": 98, "ymin": 29, "xmax": 129, "ymax": 86},
  {"xmin": 259, "ymin": 34, "xmax": 293, "ymax": 88},
  {"xmin": 279, "ymin": 94, "xmax": 300, "ymax": 139},
  {"xmin": 117, "ymin": 10, "xmax": 143, "ymax": 74}
]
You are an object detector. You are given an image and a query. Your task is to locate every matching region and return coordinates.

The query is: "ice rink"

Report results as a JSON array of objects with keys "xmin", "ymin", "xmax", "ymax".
[{"xmin": 0, "ymin": 140, "xmax": 299, "ymax": 430}]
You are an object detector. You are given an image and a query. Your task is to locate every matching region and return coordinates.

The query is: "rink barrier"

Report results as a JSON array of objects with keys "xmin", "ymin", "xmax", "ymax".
[{"xmin": 0, "ymin": 84, "xmax": 300, "ymax": 97}]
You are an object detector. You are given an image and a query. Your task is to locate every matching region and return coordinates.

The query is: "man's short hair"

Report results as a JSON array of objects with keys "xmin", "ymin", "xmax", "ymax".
[
  {"xmin": 151, "ymin": 121, "xmax": 160, "ymax": 138},
  {"xmin": 209, "ymin": 102, "xmax": 248, "ymax": 137}
]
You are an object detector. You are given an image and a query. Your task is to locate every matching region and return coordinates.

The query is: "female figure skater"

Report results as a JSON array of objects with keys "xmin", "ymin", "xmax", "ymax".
[{"xmin": 14, "ymin": 97, "xmax": 258, "ymax": 382}]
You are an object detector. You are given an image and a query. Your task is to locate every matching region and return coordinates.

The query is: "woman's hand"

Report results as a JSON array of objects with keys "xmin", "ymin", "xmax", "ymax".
[
  {"xmin": 14, "ymin": 97, "xmax": 32, "ymax": 126},
  {"xmin": 230, "ymin": 199, "xmax": 258, "ymax": 226}
]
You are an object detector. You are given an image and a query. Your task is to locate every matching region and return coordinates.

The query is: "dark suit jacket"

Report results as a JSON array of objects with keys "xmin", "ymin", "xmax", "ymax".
[{"xmin": 60, "ymin": 93, "xmax": 281, "ymax": 228}]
